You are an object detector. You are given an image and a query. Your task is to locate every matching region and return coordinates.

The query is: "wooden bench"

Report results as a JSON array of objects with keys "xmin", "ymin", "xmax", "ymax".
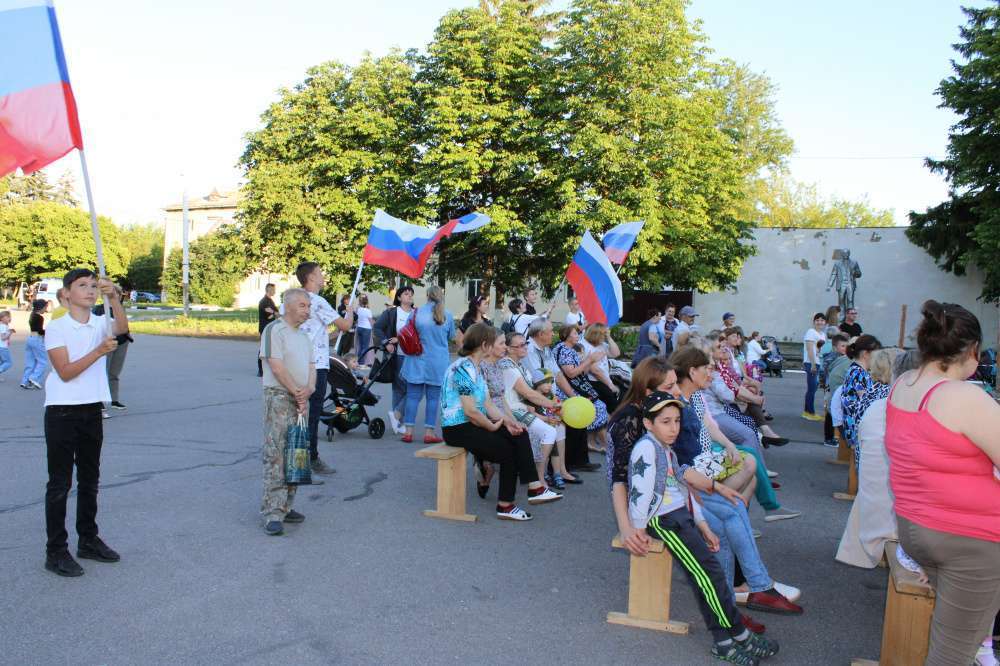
[
  {"xmin": 852, "ymin": 542, "xmax": 934, "ymax": 666},
  {"xmin": 826, "ymin": 429, "xmax": 852, "ymax": 466},
  {"xmin": 414, "ymin": 444, "xmax": 477, "ymax": 522},
  {"xmin": 832, "ymin": 429, "xmax": 858, "ymax": 501},
  {"xmin": 606, "ymin": 534, "xmax": 690, "ymax": 634}
]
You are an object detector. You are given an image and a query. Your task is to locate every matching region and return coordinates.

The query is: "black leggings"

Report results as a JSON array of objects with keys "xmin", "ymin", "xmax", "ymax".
[
  {"xmin": 591, "ymin": 381, "xmax": 620, "ymax": 413},
  {"xmin": 443, "ymin": 422, "xmax": 538, "ymax": 503},
  {"xmin": 824, "ymin": 411, "xmax": 835, "ymax": 441}
]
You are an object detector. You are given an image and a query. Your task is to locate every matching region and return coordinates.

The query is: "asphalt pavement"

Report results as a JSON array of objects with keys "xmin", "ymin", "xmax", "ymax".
[{"xmin": 0, "ymin": 334, "xmax": 886, "ymax": 665}]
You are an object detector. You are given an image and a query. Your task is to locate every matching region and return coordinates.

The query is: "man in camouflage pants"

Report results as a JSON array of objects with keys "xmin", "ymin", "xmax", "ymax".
[{"xmin": 260, "ymin": 288, "xmax": 315, "ymax": 536}]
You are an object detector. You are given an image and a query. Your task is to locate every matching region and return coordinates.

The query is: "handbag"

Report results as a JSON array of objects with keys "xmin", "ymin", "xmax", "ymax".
[
  {"xmin": 397, "ymin": 311, "xmax": 423, "ymax": 355},
  {"xmin": 284, "ymin": 414, "xmax": 312, "ymax": 485}
]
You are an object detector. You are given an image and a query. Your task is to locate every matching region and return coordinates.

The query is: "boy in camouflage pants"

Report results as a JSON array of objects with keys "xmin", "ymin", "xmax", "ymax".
[{"xmin": 260, "ymin": 289, "xmax": 315, "ymax": 536}]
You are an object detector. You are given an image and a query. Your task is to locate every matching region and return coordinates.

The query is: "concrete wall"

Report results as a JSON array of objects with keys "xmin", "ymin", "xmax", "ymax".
[{"xmin": 694, "ymin": 227, "xmax": 999, "ymax": 348}]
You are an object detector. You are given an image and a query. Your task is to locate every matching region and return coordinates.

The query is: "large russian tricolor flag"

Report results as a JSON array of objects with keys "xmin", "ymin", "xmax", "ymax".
[
  {"xmin": 565, "ymin": 231, "xmax": 624, "ymax": 327},
  {"xmin": 362, "ymin": 210, "xmax": 491, "ymax": 278},
  {"xmin": 0, "ymin": 0, "xmax": 83, "ymax": 178},
  {"xmin": 602, "ymin": 221, "xmax": 644, "ymax": 265}
]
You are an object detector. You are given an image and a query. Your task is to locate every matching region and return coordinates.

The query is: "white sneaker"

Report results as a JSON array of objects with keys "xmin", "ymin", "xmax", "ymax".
[
  {"xmin": 975, "ymin": 643, "xmax": 999, "ymax": 666},
  {"xmin": 102, "ymin": 409, "xmax": 110, "ymax": 419},
  {"xmin": 764, "ymin": 507, "xmax": 801, "ymax": 522},
  {"xmin": 774, "ymin": 582, "xmax": 801, "ymax": 602},
  {"xmin": 735, "ymin": 591, "xmax": 749, "ymax": 605},
  {"xmin": 29, "ymin": 379, "xmax": 42, "ymax": 389},
  {"xmin": 527, "ymin": 487, "xmax": 563, "ymax": 504},
  {"xmin": 387, "ymin": 411, "xmax": 403, "ymax": 435},
  {"xmin": 496, "ymin": 504, "xmax": 533, "ymax": 521},
  {"xmin": 766, "ymin": 470, "xmax": 778, "ymax": 478}
]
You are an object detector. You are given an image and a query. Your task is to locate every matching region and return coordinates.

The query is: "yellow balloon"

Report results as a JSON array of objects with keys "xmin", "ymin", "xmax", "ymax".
[{"xmin": 562, "ymin": 396, "xmax": 597, "ymax": 429}]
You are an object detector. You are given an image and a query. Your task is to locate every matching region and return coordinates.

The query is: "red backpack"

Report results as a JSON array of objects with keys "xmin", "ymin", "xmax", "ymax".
[{"xmin": 397, "ymin": 312, "xmax": 423, "ymax": 355}]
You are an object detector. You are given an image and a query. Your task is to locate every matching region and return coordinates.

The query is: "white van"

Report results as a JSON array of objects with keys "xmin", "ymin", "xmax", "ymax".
[{"xmin": 29, "ymin": 275, "xmax": 63, "ymax": 310}]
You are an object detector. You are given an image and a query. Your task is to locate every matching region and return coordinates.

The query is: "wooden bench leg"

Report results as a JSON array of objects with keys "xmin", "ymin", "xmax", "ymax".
[
  {"xmin": 834, "ymin": 461, "xmax": 858, "ymax": 501},
  {"xmin": 607, "ymin": 548, "xmax": 689, "ymax": 634},
  {"xmin": 422, "ymin": 453, "xmax": 477, "ymax": 522},
  {"xmin": 878, "ymin": 578, "xmax": 934, "ymax": 666},
  {"xmin": 827, "ymin": 437, "xmax": 851, "ymax": 466}
]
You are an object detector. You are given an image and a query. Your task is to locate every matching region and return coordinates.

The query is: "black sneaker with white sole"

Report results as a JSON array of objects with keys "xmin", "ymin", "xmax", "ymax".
[{"xmin": 110, "ymin": 401, "xmax": 127, "ymax": 410}]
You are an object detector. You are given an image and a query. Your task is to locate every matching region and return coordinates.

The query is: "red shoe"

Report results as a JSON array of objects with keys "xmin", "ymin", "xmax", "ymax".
[
  {"xmin": 401, "ymin": 433, "xmax": 413, "ymax": 443},
  {"xmin": 771, "ymin": 481, "xmax": 781, "ymax": 489},
  {"xmin": 740, "ymin": 613, "xmax": 766, "ymax": 634},
  {"xmin": 746, "ymin": 590, "xmax": 804, "ymax": 615},
  {"xmin": 423, "ymin": 434, "xmax": 443, "ymax": 444}
]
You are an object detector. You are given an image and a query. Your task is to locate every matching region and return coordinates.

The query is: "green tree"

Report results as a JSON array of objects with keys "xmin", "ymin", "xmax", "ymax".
[
  {"xmin": 0, "ymin": 171, "xmax": 55, "ymax": 205},
  {"xmin": 118, "ymin": 223, "xmax": 165, "ymax": 290},
  {"xmin": 0, "ymin": 201, "xmax": 128, "ymax": 284},
  {"xmin": 161, "ymin": 227, "xmax": 246, "ymax": 306},
  {"xmin": 908, "ymin": 3, "xmax": 1000, "ymax": 302},
  {"xmin": 749, "ymin": 172, "xmax": 894, "ymax": 228}
]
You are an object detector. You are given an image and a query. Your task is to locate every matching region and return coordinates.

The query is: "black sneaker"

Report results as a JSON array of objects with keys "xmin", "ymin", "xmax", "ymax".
[
  {"xmin": 310, "ymin": 458, "xmax": 335, "ymax": 475},
  {"xmin": 823, "ymin": 439, "xmax": 838, "ymax": 448},
  {"xmin": 264, "ymin": 520, "xmax": 284, "ymax": 536},
  {"xmin": 77, "ymin": 536, "xmax": 120, "ymax": 562},
  {"xmin": 711, "ymin": 642, "xmax": 759, "ymax": 666},
  {"xmin": 110, "ymin": 401, "xmax": 127, "ymax": 410},
  {"xmin": 737, "ymin": 633, "xmax": 780, "ymax": 659},
  {"xmin": 45, "ymin": 551, "xmax": 84, "ymax": 577},
  {"xmin": 283, "ymin": 510, "xmax": 305, "ymax": 523}
]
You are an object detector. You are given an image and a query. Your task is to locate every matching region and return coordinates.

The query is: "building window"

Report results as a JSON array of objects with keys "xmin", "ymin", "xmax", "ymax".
[
  {"xmin": 467, "ymin": 279, "xmax": 483, "ymax": 302},
  {"xmin": 566, "ymin": 284, "xmax": 575, "ymax": 300}
]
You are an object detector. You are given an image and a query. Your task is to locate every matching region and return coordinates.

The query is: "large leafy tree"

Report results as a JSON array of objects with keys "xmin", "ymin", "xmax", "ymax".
[
  {"xmin": 908, "ymin": 3, "xmax": 1000, "ymax": 302},
  {"xmin": 749, "ymin": 172, "xmax": 893, "ymax": 228},
  {"xmin": 118, "ymin": 223, "xmax": 164, "ymax": 290},
  {"xmin": 161, "ymin": 227, "xmax": 245, "ymax": 306},
  {"xmin": 0, "ymin": 202, "xmax": 128, "ymax": 284}
]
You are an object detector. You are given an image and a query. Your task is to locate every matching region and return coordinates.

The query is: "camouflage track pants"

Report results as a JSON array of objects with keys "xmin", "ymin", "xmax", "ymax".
[{"xmin": 262, "ymin": 388, "xmax": 298, "ymax": 522}]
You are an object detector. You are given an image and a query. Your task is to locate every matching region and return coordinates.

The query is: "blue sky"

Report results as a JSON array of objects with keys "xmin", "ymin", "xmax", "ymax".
[{"xmin": 40, "ymin": 0, "xmax": 985, "ymax": 226}]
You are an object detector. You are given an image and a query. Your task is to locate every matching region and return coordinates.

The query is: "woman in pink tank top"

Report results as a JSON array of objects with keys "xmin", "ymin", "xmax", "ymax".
[{"xmin": 884, "ymin": 300, "xmax": 1000, "ymax": 666}]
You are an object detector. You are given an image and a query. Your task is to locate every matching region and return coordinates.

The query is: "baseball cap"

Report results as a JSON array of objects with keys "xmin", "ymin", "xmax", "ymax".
[
  {"xmin": 531, "ymin": 368, "xmax": 554, "ymax": 388},
  {"xmin": 679, "ymin": 305, "xmax": 698, "ymax": 317},
  {"xmin": 723, "ymin": 312, "xmax": 735, "ymax": 321},
  {"xmin": 642, "ymin": 391, "xmax": 684, "ymax": 419}
]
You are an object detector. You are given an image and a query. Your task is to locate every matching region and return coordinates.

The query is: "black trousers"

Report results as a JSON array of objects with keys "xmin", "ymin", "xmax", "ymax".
[
  {"xmin": 592, "ymin": 381, "xmax": 620, "ymax": 413},
  {"xmin": 565, "ymin": 426, "xmax": 591, "ymax": 469},
  {"xmin": 307, "ymin": 368, "xmax": 328, "ymax": 461},
  {"xmin": 824, "ymin": 410, "xmax": 835, "ymax": 441},
  {"xmin": 443, "ymin": 422, "xmax": 538, "ymax": 503},
  {"xmin": 44, "ymin": 403, "xmax": 104, "ymax": 555},
  {"xmin": 647, "ymin": 509, "xmax": 743, "ymax": 643}
]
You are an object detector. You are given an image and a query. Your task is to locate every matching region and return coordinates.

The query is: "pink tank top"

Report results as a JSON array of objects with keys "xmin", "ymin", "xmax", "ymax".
[{"xmin": 885, "ymin": 379, "xmax": 1000, "ymax": 542}]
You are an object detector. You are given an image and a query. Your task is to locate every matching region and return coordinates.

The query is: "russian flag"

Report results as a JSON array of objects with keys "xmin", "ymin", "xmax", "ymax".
[
  {"xmin": 362, "ymin": 210, "xmax": 491, "ymax": 278},
  {"xmin": 602, "ymin": 221, "xmax": 644, "ymax": 265},
  {"xmin": 565, "ymin": 231, "xmax": 624, "ymax": 327},
  {"xmin": 0, "ymin": 1, "xmax": 83, "ymax": 178}
]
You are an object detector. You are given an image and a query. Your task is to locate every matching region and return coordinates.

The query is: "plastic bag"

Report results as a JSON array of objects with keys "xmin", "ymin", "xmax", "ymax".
[{"xmin": 284, "ymin": 414, "xmax": 312, "ymax": 485}]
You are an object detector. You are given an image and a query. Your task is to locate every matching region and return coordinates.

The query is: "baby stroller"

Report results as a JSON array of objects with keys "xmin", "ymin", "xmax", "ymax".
[
  {"xmin": 761, "ymin": 336, "xmax": 784, "ymax": 378},
  {"xmin": 322, "ymin": 343, "xmax": 391, "ymax": 441}
]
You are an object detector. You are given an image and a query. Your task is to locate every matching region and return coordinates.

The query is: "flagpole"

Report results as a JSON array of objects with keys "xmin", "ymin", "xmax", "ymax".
[
  {"xmin": 334, "ymin": 260, "xmax": 365, "ymax": 354},
  {"xmin": 78, "ymin": 150, "xmax": 106, "ymax": 278},
  {"xmin": 181, "ymin": 184, "xmax": 190, "ymax": 317}
]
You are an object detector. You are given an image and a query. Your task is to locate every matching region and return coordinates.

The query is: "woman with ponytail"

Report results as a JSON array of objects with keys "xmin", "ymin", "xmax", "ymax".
[
  {"xmin": 839, "ymin": 334, "xmax": 883, "ymax": 463},
  {"xmin": 400, "ymin": 285, "xmax": 455, "ymax": 444},
  {"xmin": 885, "ymin": 300, "xmax": 1000, "ymax": 665}
]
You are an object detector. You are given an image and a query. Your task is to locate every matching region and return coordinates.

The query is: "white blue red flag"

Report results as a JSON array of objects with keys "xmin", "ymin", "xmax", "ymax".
[
  {"xmin": 362, "ymin": 210, "xmax": 491, "ymax": 278},
  {"xmin": 565, "ymin": 231, "xmax": 624, "ymax": 326},
  {"xmin": 0, "ymin": 0, "xmax": 83, "ymax": 177},
  {"xmin": 602, "ymin": 221, "xmax": 644, "ymax": 265}
]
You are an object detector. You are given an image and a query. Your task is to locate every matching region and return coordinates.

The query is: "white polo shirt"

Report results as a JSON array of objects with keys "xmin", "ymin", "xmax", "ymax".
[
  {"xmin": 44, "ymin": 312, "xmax": 112, "ymax": 406},
  {"xmin": 291, "ymin": 292, "xmax": 343, "ymax": 371}
]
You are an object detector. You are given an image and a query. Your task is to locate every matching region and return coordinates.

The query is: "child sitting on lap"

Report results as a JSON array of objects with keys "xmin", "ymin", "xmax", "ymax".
[{"xmin": 630, "ymin": 392, "xmax": 779, "ymax": 666}]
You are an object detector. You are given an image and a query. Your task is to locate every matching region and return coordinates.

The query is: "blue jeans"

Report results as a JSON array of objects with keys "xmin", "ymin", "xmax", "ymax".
[
  {"xmin": 22, "ymin": 336, "xmax": 48, "ymax": 385},
  {"xmin": 737, "ymin": 445, "xmax": 779, "ymax": 511},
  {"xmin": 699, "ymin": 491, "xmax": 772, "ymax": 593},
  {"xmin": 404, "ymin": 381, "xmax": 440, "ymax": 429},
  {"xmin": 803, "ymin": 362, "xmax": 818, "ymax": 413},
  {"xmin": 355, "ymin": 327, "xmax": 372, "ymax": 360},
  {"xmin": 0, "ymin": 347, "xmax": 12, "ymax": 375}
]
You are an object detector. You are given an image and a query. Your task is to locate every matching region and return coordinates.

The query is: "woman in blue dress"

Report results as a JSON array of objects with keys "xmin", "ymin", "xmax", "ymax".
[
  {"xmin": 839, "ymin": 335, "xmax": 883, "ymax": 466},
  {"xmin": 401, "ymin": 285, "xmax": 455, "ymax": 444}
]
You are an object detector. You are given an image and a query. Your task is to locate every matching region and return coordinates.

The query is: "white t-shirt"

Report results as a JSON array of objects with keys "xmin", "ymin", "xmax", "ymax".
[
  {"xmin": 673, "ymin": 319, "xmax": 692, "ymax": 344},
  {"xmin": 297, "ymin": 292, "xmax": 343, "ymax": 370},
  {"xmin": 513, "ymin": 314, "xmax": 538, "ymax": 337},
  {"xmin": 356, "ymin": 307, "xmax": 373, "ymax": 330},
  {"xmin": 564, "ymin": 311, "xmax": 585, "ymax": 327},
  {"xmin": 393, "ymin": 307, "xmax": 412, "ymax": 357},
  {"xmin": 0, "ymin": 323, "xmax": 9, "ymax": 349},
  {"xmin": 746, "ymin": 339, "xmax": 766, "ymax": 364},
  {"xmin": 802, "ymin": 328, "xmax": 826, "ymax": 365},
  {"xmin": 44, "ymin": 313, "xmax": 112, "ymax": 406},
  {"xmin": 580, "ymin": 339, "xmax": 610, "ymax": 382}
]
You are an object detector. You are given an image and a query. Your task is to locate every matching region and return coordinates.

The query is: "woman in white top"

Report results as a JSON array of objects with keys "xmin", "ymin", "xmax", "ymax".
[
  {"xmin": 354, "ymin": 294, "xmax": 374, "ymax": 365},
  {"xmin": 802, "ymin": 312, "xmax": 827, "ymax": 420},
  {"xmin": 564, "ymin": 297, "xmax": 586, "ymax": 328},
  {"xmin": 580, "ymin": 323, "xmax": 621, "ymax": 408},
  {"xmin": 746, "ymin": 331, "xmax": 767, "ymax": 367},
  {"xmin": 836, "ymin": 348, "xmax": 919, "ymax": 568}
]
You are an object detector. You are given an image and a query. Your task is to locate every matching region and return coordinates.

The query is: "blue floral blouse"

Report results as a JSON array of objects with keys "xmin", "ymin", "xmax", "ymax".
[
  {"xmin": 440, "ymin": 357, "xmax": 488, "ymax": 428},
  {"xmin": 840, "ymin": 363, "xmax": 873, "ymax": 449}
]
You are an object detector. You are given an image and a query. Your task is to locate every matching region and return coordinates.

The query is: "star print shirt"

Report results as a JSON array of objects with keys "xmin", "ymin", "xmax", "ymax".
[{"xmin": 628, "ymin": 433, "xmax": 704, "ymax": 530}]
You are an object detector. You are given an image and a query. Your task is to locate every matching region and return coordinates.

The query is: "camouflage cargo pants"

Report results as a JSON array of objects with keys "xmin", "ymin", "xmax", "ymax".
[{"xmin": 262, "ymin": 388, "xmax": 299, "ymax": 522}]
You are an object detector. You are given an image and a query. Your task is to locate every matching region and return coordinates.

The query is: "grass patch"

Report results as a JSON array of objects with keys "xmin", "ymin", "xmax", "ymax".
[{"xmin": 130, "ymin": 315, "xmax": 258, "ymax": 339}]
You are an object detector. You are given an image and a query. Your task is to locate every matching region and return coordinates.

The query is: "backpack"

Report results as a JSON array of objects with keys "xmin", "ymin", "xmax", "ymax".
[
  {"xmin": 397, "ymin": 312, "xmax": 423, "ymax": 355},
  {"xmin": 501, "ymin": 314, "xmax": 521, "ymax": 335}
]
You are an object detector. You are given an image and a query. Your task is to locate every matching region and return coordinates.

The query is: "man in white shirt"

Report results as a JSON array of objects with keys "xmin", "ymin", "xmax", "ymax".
[
  {"xmin": 0, "ymin": 309, "xmax": 14, "ymax": 380},
  {"xmin": 674, "ymin": 306, "xmax": 698, "ymax": 348},
  {"xmin": 295, "ymin": 261, "xmax": 353, "ymax": 476},
  {"xmin": 43, "ymin": 269, "xmax": 128, "ymax": 577}
]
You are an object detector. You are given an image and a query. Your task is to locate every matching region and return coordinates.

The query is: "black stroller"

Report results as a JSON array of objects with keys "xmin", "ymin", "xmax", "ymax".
[
  {"xmin": 761, "ymin": 336, "xmax": 784, "ymax": 378},
  {"xmin": 322, "ymin": 343, "xmax": 392, "ymax": 441}
]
